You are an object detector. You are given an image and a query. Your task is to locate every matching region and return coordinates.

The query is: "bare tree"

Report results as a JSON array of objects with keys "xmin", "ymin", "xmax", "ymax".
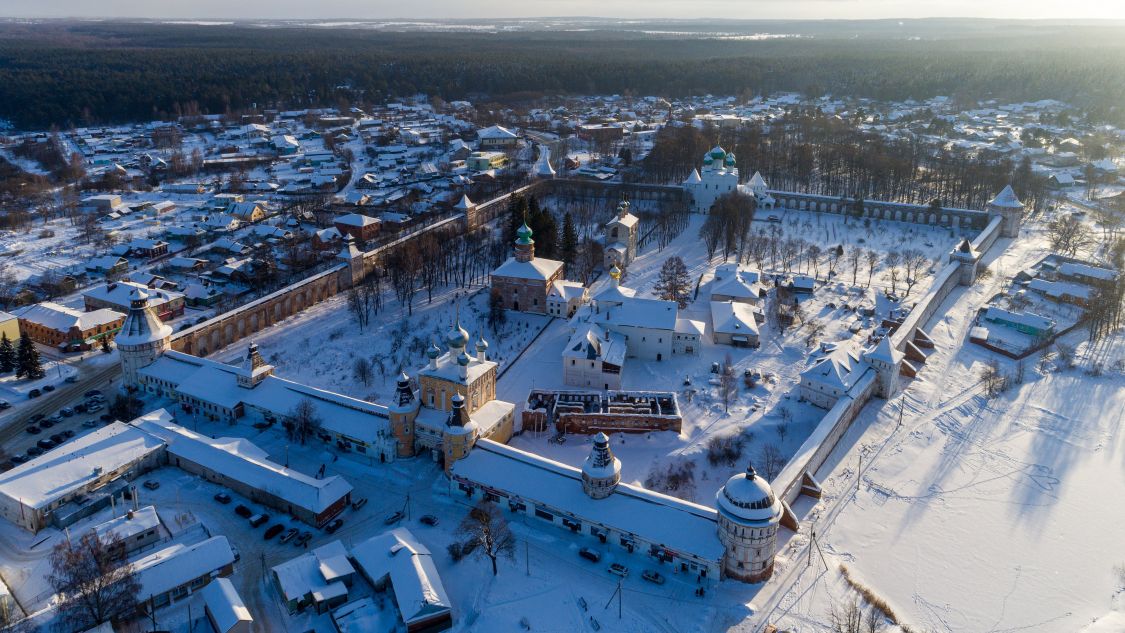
[
  {"xmin": 805, "ymin": 319, "xmax": 826, "ymax": 347},
  {"xmin": 719, "ymin": 353, "xmax": 738, "ymax": 413},
  {"xmin": 980, "ymin": 359, "xmax": 1007, "ymax": 398},
  {"xmin": 457, "ymin": 501, "xmax": 515, "ymax": 576},
  {"xmin": 49, "ymin": 532, "xmax": 140, "ymax": 631},
  {"xmin": 884, "ymin": 250, "xmax": 902, "ymax": 295},
  {"xmin": 846, "ymin": 247, "xmax": 862, "ymax": 286},
  {"xmin": 758, "ymin": 443, "xmax": 785, "ymax": 480},
  {"xmin": 864, "ymin": 249, "xmax": 879, "ymax": 288},
  {"xmin": 284, "ymin": 398, "xmax": 322, "ymax": 445},
  {"xmin": 901, "ymin": 249, "xmax": 929, "ymax": 298},
  {"xmin": 1047, "ymin": 215, "xmax": 1095, "ymax": 257},
  {"xmin": 353, "ymin": 357, "xmax": 373, "ymax": 387}
]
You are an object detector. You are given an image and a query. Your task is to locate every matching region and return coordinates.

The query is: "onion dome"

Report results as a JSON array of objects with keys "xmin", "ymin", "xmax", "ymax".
[
  {"xmin": 447, "ymin": 322, "xmax": 469, "ymax": 348},
  {"xmin": 426, "ymin": 342, "xmax": 442, "ymax": 359},
  {"xmin": 515, "ymin": 222, "xmax": 534, "ymax": 245},
  {"xmin": 457, "ymin": 350, "xmax": 472, "ymax": 366},
  {"xmin": 709, "ymin": 145, "xmax": 727, "ymax": 159},
  {"xmin": 716, "ymin": 463, "xmax": 783, "ymax": 524},
  {"xmin": 725, "ymin": 151, "xmax": 736, "ymax": 166},
  {"xmin": 702, "ymin": 154, "xmax": 714, "ymax": 166},
  {"xmin": 609, "ymin": 264, "xmax": 622, "ymax": 282},
  {"xmin": 475, "ymin": 335, "xmax": 489, "ymax": 352}
]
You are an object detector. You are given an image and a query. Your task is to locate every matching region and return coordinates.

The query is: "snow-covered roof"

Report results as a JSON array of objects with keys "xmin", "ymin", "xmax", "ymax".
[
  {"xmin": 451, "ymin": 440, "xmax": 724, "ymax": 561},
  {"xmin": 133, "ymin": 536, "xmax": 235, "ymax": 602},
  {"xmin": 863, "ymin": 336, "xmax": 904, "ymax": 365},
  {"xmin": 12, "ymin": 302, "xmax": 124, "ymax": 333},
  {"xmin": 271, "ymin": 541, "xmax": 351, "ymax": 603},
  {"xmin": 983, "ymin": 306, "xmax": 1055, "ymax": 331},
  {"xmin": 1058, "ymin": 262, "xmax": 1116, "ymax": 281},
  {"xmin": 1028, "ymin": 278, "xmax": 1093, "ymax": 300},
  {"xmin": 988, "ymin": 185, "xmax": 1023, "ymax": 209},
  {"xmin": 563, "ymin": 324, "xmax": 626, "ymax": 366},
  {"xmin": 491, "ymin": 255, "xmax": 564, "ymax": 281},
  {"xmin": 748, "ymin": 171, "xmax": 768, "ymax": 188},
  {"xmin": 84, "ymin": 281, "xmax": 183, "ymax": 309},
  {"xmin": 801, "ymin": 345, "xmax": 865, "ymax": 392},
  {"xmin": 709, "ymin": 263, "xmax": 763, "ymax": 302},
  {"xmin": 130, "ymin": 410, "xmax": 353, "ymax": 515},
  {"xmin": 477, "ymin": 124, "xmax": 517, "ymax": 140},
  {"xmin": 0, "ymin": 421, "xmax": 166, "ymax": 510},
  {"xmin": 596, "ymin": 296, "xmax": 678, "ymax": 331},
  {"xmin": 350, "ymin": 528, "xmax": 452, "ymax": 627},
  {"xmin": 334, "ymin": 213, "xmax": 380, "ymax": 227},
  {"xmin": 683, "ymin": 168, "xmax": 702, "ymax": 185},
  {"xmin": 200, "ymin": 577, "xmax": 252, "ymax": 633},
  {"xmin": 710, "ymin": 301, "xmax": 760, "ymax": 337},
  {"xmin": 92, "ymin": 505, "xmax": 161, "ymax": 543},
  {"xmin": 716, "ymin": 464, "xmax": 783, "ymax": 525},
  {"xmin": 547, "ymin": 279, "xmax": 587, "ymax": 301}
]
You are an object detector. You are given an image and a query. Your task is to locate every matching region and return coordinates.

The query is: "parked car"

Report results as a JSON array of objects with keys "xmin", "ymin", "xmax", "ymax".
[
  {"xmin": 87, "ymin": 403, "xmax": 104, "ymax": 413},
  {"xmin": 263, "ymin": 524, "xmax": 285, "ymax": 540},
  {"xmin": 99, "ymin": 413, "xmax": 113, "ymax": 422},
  {"xmin": 62, "ymin": 429, "xmax": 75, "ymax": 439},
  {"xmin": 641, "ymin": 570, "xmax": 665, "ymax": 585},
  {"xmin": 248, "ymin": 513, "xmax": 270, "ymax": 528},
  {"xmin": 0, "ymin": 462, "xmax": 12, "ymax": 472},
  {"xmin": 30, "ymin": 414, "xmax": 44, "ymax": 423},
  {"xmin": 64, "ymin": 375, "xmax": 79, "ymax": 383},
  {"xmin": 26, "ymin": 446, "xmax": 44, "ymax": 457},
  {"xmin": 143, "ymin": 480, "xmax": 160, "ymax": 490},
  {"xmin": 28, "ymin": 389, "xmax": 41, "ymax": 399},
  {"xmin": 383, "ymin": 510, "xmax": 404, "ymax": 525},
  {"xmin": 351, "ymin": 497, "xmax": 368, "ymax": 511},
  {"xmin": 74, "ymin": 403, "xmax": 88, "ymax": 413},
  {"xmin": 60, "ymin": 407, "xmax": 74, "ymax": 417},
  {"xmin": 214, "ymin": 492, "xmax": 232, "ymax": 504},
  {"xmin": 84, "ymin": 389, "xmax": 102, "ymax": 398},
  {"xmin": 82, "ymin": 420, "xmax": 99, "ymax": 428},
  {"xmin": 0, "ymin": 400, "xmax": 10, "ymax": 410},
  {"xmin": 42, "ymin": 385, "xmax": 55, "ymax": 393},
  {"xmin": 579, "ymin": 548, "xmax": 602, "ymax": 563},
  {"xmin": 279, "ymin": 528, "xmax": 299, "ymax": 544},
  {"xmin": 10, "ymin": 455, "xmax": 28, "ymax": 465},
  {"xmin": 25, "ymin": 425, "xmax": 41, "ymax": 435},
  {"xmin": 47, "ymin": 414, "xmax": 62, "ymax": 423},
  {"xmin": 324, "ymin": 518, "xmax": 344, "ymax": 534},
  {"xmin": 50, "ymin": 433, "xmax": 65, "ymax": 444},
  {"xmin": 419, "ymin": 514, "xmax": 439, "ymax": 526},
  {"xmin": 234, "ymin": 505, "xmax": 253, "ymax": 519},
  {"xmin": 608, "ymin": 563, "xmax": 629, "ymax": 578},
  {"xmin": 294, "ymin": 531, "xmax": 313, "ymax": 547},
  {"xmin": 37, "ymin": 439, "xmax": 57, "ymax": 451}
]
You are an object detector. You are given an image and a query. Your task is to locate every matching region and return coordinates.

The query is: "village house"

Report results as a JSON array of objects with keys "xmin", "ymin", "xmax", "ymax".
[
  {"xmin": 84, "ymin": 281, "xmax": 185, "ymax": 321},
  {"xmin": 475, "ymin": 124, "xmax": 520, "ymax": 150},
  {"xmin": 467, "ymin": 151, "xmax": 509, "ymax": 172},
  {"xmin": 271, "ymin": 541, "xmax": 355, "ymax": 614},
  {"xmin": 132, "ymin": 536, "xmax": 237, "ymax": 615},
  {"xmin": 562, "ymin": 324, "xmax": 626, "ymax": 390},
  {"xmin": 334, "ymin": 213, "xmax": 382, "ymax": 242},
  {"xmin": 349, "ymin": 528, "xmax": 453, "ymax": 633},
  {"xmin": 202, "ymin": 577, "xmax": 253, "ymax": 633},
  {"xmin": 85, "ymin": 255, "xmax": 129, "ymax": 277}
]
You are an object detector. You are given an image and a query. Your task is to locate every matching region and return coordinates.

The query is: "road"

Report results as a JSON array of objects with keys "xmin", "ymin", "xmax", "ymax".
[{"xmin": 0, "ymin": 361, "xmax": 121, "ymax": 454}]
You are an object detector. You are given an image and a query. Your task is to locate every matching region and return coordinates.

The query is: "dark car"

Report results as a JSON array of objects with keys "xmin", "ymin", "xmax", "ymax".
[
  {"xmin": 294, "ymin": 532, "xmax": 313, "ymax": 547},
  {"xmin": 0, "ymin": 400, "xmax": 10, "ymax": 410},
  {"xmin": 62, "ymin": 429, "xmax": 75, "ymax": 439},
  {"xmin": 383, "ymin": 510, "xmax": 404, "ymax": 525},
  {"xmin": 214, "ymin": 492, "xmax": 232, "ymax": 504},
  {"xmin": 30, "ymin": 413, "xmax": 45, "ymax": 423},
  {"xmin": 324, "ymin": 518, "xmax": 344, "ymax": 534},
  {"xmin": 235, "ymin": 504, "xmax": 253, "ymax": 518},
  {"xmin": 10, "ymin": 455, "xmax": 28, "ymax": 465},
  {"xmin": 50, "ymin": 433, "xmax": 65, "ymax": 444},
  {"xmin": 351, "ymin": 497, "xmax": 367, "ymax": 511},
  {"xmin": 419, "ymin": 514, "xmax": 439, "ymax": 526},
  {"xmin": 37, "ymin": 439, "xmax": 57, "ymax": 451},
  {"xmin": 42, "ymin": 385, "xmax": 55, "ymax": 393},
  {"xmin": 25, "ymin": 425, "xmax": 41, "ymax": 435},
  {"xmin": 84, "ymin": 389, "xmax": 102, "ymax": 398},
  {"xmin": 249, "ymin": 513, "xmax": 270, "ymax": 528},
  {"xmin": 279, "ymin": 528, "xmax": 299, "ymax": 544},
  {"xmin": 263, "ymin": 524, "xmax": 285, "ymax": 540},
  {"xmin": 39, "ymin": 419, "xmax": 54, "ymax": 429},
  {"xmin": 28, "ymin": 389, "xmax": 41, "ymax": 399},
  {"xmin": 74, "ymin": 403, "xmax": 88, "ymax": 414},
  {"xmin": 579, "ymin": 548, "xmax": 602, "ymax": 563},
  {"xmin": 143, "ymin": 480, "xmax": 160, "ymax": 490},
  {"xmin": 26, "ymin": 446, "xmax": 44, "ymax": 457},
  {"xmin": 59, "ymin": 407, "xmax": 74, "ymax": 417}
]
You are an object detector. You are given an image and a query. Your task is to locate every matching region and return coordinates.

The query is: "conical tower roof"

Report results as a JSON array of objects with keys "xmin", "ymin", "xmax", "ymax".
[
  {"xmin": 116, "ymin": 289, "xmax": 172, "ymax": 346},
  {"xmin": 988, "ymin": 185, "xmax": 1023, "ymax": 209}
]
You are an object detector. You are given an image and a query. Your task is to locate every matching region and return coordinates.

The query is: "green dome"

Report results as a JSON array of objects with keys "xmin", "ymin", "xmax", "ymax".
[
  {"xmin": 725, "ymin": 152, "xmax": 736, "ymax": 165},
  {"xmin": 475, "ymin": 336, "xmax": 489, "ymax": 351},
  {"xmin": 426, "ymin": 342, "xmax": 442, "ymax": 359},
  {"xmin": 702, "ymin": 155, "xmax": 713, "ymax": 165},
  {"xmin": 515, "ymin": 222, "xmax": 534, "ymax": 245},
  {"xmin": 709, "ymin": 145, "xmax": 726, "ymax": 159},
  {"xmin": 457, "ymin": 350, "xmax": 472, "ymax": 366}
]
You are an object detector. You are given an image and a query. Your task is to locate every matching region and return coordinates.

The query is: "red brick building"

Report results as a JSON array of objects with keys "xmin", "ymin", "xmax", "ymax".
[{"xmin": 490, "ymin": 223, "xmax": 564, "ymax": 315}]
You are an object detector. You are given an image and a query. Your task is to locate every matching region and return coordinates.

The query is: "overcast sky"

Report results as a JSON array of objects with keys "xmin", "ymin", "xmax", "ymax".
[{"xmin": 1, "ymin": 1, "xmax": 1122, "ymax": 21}]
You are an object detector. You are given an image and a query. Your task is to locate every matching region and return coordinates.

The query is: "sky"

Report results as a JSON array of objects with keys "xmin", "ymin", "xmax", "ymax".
[{"xmin": 1, "ymin": 0, "xmax": 1123, "ymax": 21}]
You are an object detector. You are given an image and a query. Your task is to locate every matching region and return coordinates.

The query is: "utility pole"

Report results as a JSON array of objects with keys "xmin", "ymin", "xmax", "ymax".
[
  {"xmin": 525, "ymin": 540, "xmax": 530, "ymax": 576},
  {"xmin": 808, "ymin": 529, "xmax": 815, "ymax": 568}
]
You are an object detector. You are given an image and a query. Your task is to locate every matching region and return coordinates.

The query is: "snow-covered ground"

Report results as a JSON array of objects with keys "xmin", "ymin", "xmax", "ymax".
[{"xmin": 738, "ymin": 209, "xmax": 1125, "ymax": 632}]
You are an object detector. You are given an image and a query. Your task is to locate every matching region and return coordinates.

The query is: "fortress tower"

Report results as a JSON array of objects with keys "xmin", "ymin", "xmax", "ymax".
[
  {"xmin": 441, "ymin": 393, "xmax": 478, "ymax": 472},
  {"xmin": 987, "ymin": 184, "xmax": 1025, "ymax": 239},
  {"xmin": 715, "ymin": 463, "xmax": 784, "ymax": 583},
  {"xmin": 581, "ymin": 432, "xmax": 622, "ymax": 499},
  {"xmin": 116, "ymin": 288, "xmax": 172, "ymax": 388},
  {"xmin": 389, "ymin": 372, "xmax": 421, "ymax": 458}
]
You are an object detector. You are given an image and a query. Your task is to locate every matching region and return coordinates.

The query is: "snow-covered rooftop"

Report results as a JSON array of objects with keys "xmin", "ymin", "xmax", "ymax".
[
  {"xmin": 350, "ymin": 528, "xmax": 452, "ymax": 627},
  {"xmin": 132, "ymin": 536, "xmax": 235, "ymax": 601},
  {"xmin": 200, "ymin": 577, "xmax": 252, "ymax": 633},
  {"xmin": 491, "ymin": 255, "xmax": 564, "ymax": 281},
  {"xmin": 11, "ymin": 302, "xmax": 124, "ymax": 333}
]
